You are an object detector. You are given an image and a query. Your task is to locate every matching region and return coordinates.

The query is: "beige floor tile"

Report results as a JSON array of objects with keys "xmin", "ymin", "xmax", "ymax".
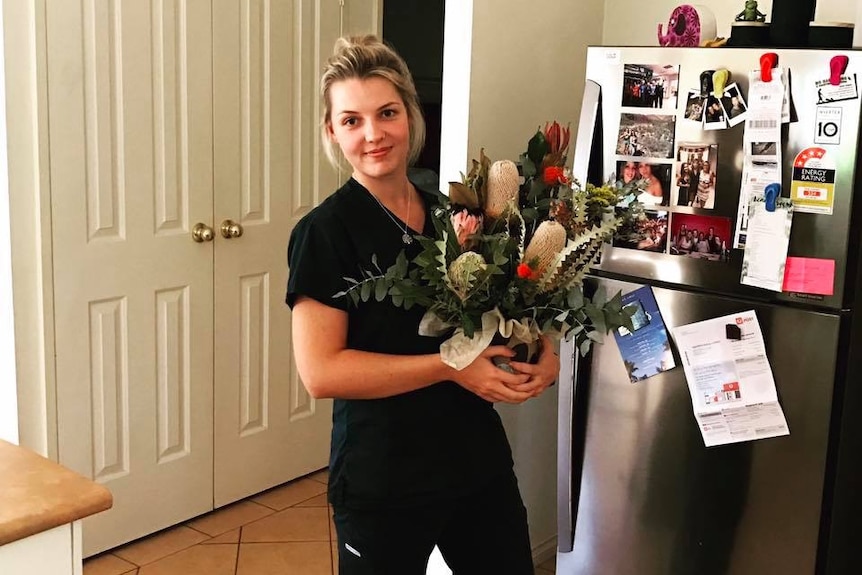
[
  {"xmin": 200, "ymin": 529, "xmax": 240, "ymax": 544},
  {"xmin": 83, "ymin": 553, "xmax": 138, "ymax": 575},
  {"xmin": 185, "ymin": 500, "xmax": 274, "ymax": 536},
  {"xmin": 112, "ymin": 525, "xmax": 209, "ymax": 566},
  {"xmin": 295, "ymin": 493, "xmax": 328, "ymax": 507},
  {"xmin": 308, "ymin": 469, "xmax": 329, "ymax": 485},
  {"xmin": 242, "ymin": 506, "xmax": 330, "ymax": 543},
  {"xmin": 137, "ymin": 544, "xmax": 238, "ymax": 575},
  {"xmin": 236, "ymin": 542, "xmax": 331, "ymax": 575},
  {"xmin": 250, "ymin": 477, "xmax": 327, "ymax": 510}
]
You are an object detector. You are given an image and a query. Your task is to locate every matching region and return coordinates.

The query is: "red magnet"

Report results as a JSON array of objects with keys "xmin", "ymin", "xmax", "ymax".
[
  {"xmin": 830, "ymin": 55, "xmax": 849, "ymax": 86},
  {"xmin": 760, "ymin": 52, "xmax": 778, "ymax": 82}
]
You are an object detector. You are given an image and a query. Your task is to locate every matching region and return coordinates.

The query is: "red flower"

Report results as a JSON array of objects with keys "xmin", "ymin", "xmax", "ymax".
[
  {"xmin": 544, "ymin": 121, "xmax": 571, "ymax": 156},
  {"xmin": 543, "ymin": 166, "xmax": 566, "ymax": 186},
  {"xmin": 517, "ymin": 263, "xmax": 534, "ymax": 279}
]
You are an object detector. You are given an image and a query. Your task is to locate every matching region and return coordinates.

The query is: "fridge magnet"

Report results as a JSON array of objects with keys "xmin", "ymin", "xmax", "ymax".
[
  {"xmin": 621, "ymin": 64, "xmax": 680, "ymax": 110},
  {"xmin": 683, "ymin": 90, "xmax": 706, "ymax": 122},
  {"xmin": 790, "ymin": 146, "xmax": 835, "ymax": 214},
  {"xmin": 613, "ymin": 209, "xmax": 668, "ymax": 252},
  {"xmin": 668, "ymin": 213, "xmax": 731, "ymax": 262},
  {"xmin": 613, "ymin": 285, "xmax": 676, "ymax": 383},
  {"xmin": 670, "ymin": 310, "xmax": 790, "ymax": 447},
  {"xmin": 614, "ymin": 159, "xmax": 672, "ymax": 206},
  {"xmin": 815, "ymin": 74, "xmax": 858, "ymax": 105},
  {"xmin": 720, "ymin": 83, "xmax": 748, "ymax": 126},
  {"xmin": 813, "ymin": 106, "xmax": 842, "ymax": 146},
  {"xmin": 674, "ymin": 143, "xmax": 719, "ymax": 208},
  {"xmin": 703, "ymin": 95, "xmax": 727, "ymax": 130},
  {"xmin": 616, "ymin": 113, "xmax": 676, "ymax": 158}
]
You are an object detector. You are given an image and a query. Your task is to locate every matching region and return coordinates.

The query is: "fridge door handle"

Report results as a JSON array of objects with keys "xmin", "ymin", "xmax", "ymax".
[
  {"xmin": 557, "ymin": 338, "xmax": 577, "ymax": 553},
  {"xmin": 571, "ymin": 79, "xmax": 602, "ymax": 186}
]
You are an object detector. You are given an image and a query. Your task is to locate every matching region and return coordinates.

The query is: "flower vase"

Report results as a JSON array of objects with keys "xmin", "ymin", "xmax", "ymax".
[{"xmin": 490, "ymin": 333, "xmax": 538, "ymax": 373}]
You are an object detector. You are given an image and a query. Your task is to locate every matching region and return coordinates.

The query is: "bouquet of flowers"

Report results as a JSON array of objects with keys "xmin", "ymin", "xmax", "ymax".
[{"xmin": 336, "ymin": 121, "xmax": 642, "ymax": 369}]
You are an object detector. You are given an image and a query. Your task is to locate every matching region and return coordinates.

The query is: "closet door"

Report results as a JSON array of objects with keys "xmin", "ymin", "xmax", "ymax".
[
  {"xmin": 47, "ymin": 0, "xmax": 215, "ymax": 555},
  {"xmin": 211, "ymin": 0, "xmax": 341, "ymax": 506}
]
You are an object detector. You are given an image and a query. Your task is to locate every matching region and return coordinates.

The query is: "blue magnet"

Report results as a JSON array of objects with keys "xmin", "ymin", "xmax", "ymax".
[{"xmin": 764, "ymin": 183, "xmax": 781, "ymax": 212}]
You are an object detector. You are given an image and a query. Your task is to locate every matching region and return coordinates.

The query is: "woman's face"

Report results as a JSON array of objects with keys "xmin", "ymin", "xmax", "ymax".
[
  {"xmin": 638, "ymin": 163, "xmax": 652, "ymax": 178},
  {"xmin": 326, "ymin": 77, "xmax": 411, "ymax": 186},
  {"xmin": 623, "ymin": 162, "xmax": 637, "ymax": 182}
]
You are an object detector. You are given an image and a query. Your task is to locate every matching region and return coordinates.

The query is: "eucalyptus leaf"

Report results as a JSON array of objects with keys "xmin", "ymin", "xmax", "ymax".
[
  {"xmin": 374, "ymin": 279, "xmax": 388, "ymax": 302},
  {"xmin": 360, "ymin": 281, "xmax": 372, "ymax": 302}
]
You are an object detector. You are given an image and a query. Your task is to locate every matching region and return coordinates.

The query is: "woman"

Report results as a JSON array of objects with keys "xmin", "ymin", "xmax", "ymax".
[
  {"xmin": 618, "ymin": 160, "xmax": 638, "ymax": 186},
  {"xmin": 637, "ymin": 162, "xmax": 665, "ymax": 206},
  {"xmin": 287, "ymin": 36, "xmax": 557, "ymax": 574},
  {"xmin": 694, "ymin": 162, "xmax": 715, "ymax": 208}
]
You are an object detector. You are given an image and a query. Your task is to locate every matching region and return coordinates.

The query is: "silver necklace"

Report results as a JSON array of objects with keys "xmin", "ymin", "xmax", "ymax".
[{"xmin": 368, "ymin": 187, "xmax": 413, "ymax": 245}]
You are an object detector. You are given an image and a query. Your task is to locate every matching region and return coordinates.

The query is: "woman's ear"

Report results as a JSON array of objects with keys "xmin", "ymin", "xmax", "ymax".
[{"xmin": 325, "ymin": 121, "xmax": 337, "ymax": 143}]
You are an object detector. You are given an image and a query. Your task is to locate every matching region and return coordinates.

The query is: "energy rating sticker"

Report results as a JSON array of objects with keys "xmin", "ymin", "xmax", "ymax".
[{"xmin": 791, "ymin": 147, "xmax": 835, "ymax": 215}]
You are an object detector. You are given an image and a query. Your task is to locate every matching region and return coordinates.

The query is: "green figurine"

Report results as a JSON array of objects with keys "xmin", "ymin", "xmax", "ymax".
[{"xmin": 735, "ymin": 0, "xmax": 766, "ymax": 22}]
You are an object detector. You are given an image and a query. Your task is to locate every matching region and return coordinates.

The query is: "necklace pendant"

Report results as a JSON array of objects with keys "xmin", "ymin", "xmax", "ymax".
[{"xmin": 401, "ymin": 233, "xmax": 413, "ymax": 245}]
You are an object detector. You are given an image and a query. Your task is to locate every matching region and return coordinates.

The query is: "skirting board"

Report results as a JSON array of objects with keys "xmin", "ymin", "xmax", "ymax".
[{"xmin": 533, "ymin": 536, "xmax": 558, "ymax": 567}]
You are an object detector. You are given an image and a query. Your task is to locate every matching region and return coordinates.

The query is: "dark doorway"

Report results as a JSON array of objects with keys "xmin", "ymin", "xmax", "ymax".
[{"xmin": 382, "ymin": 0, "xmax": 445, "ymax": 176}]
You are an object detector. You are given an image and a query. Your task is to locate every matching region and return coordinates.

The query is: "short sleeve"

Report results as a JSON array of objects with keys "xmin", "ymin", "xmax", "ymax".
[{"xmin": 286, "ymin": 211, "xmax": 352, "ymax": 311}]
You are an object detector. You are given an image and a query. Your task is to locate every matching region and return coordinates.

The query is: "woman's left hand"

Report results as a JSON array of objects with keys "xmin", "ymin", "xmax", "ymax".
[{"xmin": 506, "ymin": 335, "xmax": 560, "ymax": 398}]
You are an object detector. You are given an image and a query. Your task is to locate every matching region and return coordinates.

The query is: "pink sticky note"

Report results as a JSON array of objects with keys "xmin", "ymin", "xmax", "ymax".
[{"xmin": 782, "ymin": 257, "xmax": 835, "ymax": 295}]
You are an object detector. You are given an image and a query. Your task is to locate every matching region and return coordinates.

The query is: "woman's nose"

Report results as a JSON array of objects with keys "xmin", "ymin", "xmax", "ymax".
[{"xmin": 364, "ymin": 120, "xmax": 383, "ymax": 142}]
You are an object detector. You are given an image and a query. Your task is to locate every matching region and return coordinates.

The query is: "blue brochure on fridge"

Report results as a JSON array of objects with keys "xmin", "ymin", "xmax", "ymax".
[{"xmin": 613, "ymin": 285, "xmax": 676, "ymax": 383}]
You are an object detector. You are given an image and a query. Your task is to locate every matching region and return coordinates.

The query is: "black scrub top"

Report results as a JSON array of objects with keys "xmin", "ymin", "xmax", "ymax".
[{"xmin": 286, "ymin": 177, "xmax": 513, "ymax": 509}]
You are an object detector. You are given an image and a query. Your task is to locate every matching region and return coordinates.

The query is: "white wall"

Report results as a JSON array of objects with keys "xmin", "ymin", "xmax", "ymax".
[
  {"xmin": 603, "ymin": 0, "xmax": 860, "ymax": 47},
  {"xmin": 0, "ymin": 2, "xmax": 18, "ymax": 445},
  {"xmin": 441, "ymin": 0, "xmax": 605, "ymax": 557}
]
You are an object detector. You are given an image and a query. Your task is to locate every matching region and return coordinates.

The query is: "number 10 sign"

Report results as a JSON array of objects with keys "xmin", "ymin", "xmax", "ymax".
[{"xmin": 814, "ymin": 107, "xmax": 842, "ymax": 146}]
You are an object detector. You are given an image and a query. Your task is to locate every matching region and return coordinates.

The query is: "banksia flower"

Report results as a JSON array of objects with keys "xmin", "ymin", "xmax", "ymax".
[
  {"xmin": 523, "ymin": 220, "xmax": 567, "ymax": 279},
  {"xmin": 485, "ymin": 160, "xmax": 520, "ymax": 219}
]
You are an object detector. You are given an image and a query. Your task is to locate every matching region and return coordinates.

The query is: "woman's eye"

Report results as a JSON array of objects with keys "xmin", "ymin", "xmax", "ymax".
[
  {"xmin": 343, "ymin": 117, "xmax": 358, "ymax": 126},
  {"xmin": 381, "ymin": 109, "xmax": 397, "ymax": 118}
]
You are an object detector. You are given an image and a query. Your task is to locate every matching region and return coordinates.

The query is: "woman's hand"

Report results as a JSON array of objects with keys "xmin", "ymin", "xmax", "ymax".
[
  {"xmin": 506, "ymin": 335, "xmax": 560, "ymax": 398},
  {"xmin": 450, "ymin": 345, "xmax": 533, "ymax": 404}
]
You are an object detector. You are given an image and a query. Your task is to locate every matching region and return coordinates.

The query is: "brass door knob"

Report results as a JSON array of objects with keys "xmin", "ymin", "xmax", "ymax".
[
  {"xmin": 220, "ymin": 219, "xmax": 244, "ymax": 239},
  {"xmin": 192, "ymin": 223, "xmax": 215, "ymax": 242}
]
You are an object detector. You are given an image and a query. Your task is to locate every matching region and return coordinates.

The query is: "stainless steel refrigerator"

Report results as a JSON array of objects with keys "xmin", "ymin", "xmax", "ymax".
[{"xmin": 556, "ymin": 47, "xmax": 862, "ymax": 575}]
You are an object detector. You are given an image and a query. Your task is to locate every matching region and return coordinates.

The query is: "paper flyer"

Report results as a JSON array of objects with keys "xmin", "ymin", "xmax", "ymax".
[
  {"xmin": 734, "ymin": 68, "xmax": 784, "ymax": 249},
  {"xmin": 741, "ymin": 194, "xmax": 794, "ymax": 292},
  {"xmin": 613, "ymin": 286, "xmax": 675, "ymax": 383},
  {"xmin": 671, "ymin": 310, "xmax": 790, "ymax": 447}
]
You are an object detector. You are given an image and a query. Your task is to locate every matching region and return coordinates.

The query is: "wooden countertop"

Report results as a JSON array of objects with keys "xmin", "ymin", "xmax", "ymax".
[{"xmin": 0, "ymin": 440, "xmax": 112, "ymax": 546}]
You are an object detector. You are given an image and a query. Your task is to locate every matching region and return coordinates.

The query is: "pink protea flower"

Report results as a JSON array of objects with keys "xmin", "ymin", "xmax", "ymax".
[{"xmin": 451, "ymin": 210, "xmax": 483, "ymax": 249}]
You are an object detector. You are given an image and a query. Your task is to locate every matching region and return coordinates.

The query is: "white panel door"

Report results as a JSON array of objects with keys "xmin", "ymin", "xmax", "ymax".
[
  {"xmin": 212, "ymin": 0, "xmax": 340, "ymax": 506},
  {"xmin": 47, "ymin": 0, "xmax": 215, "ymax": 555}
]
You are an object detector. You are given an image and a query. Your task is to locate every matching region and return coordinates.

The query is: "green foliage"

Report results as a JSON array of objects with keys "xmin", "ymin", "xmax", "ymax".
[{"xmin": 334, "ymin": 122, "xmax": 644, "ymax": 356}]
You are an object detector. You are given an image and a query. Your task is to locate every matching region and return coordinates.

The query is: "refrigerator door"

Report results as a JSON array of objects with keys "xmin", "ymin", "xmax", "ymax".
[
  {"xmin": 579, "ymin": 47, "xmax": 862, "ymax": 311},
  {"xmin": 557, "ymin": 279, "xmax": 838, "ymax": 575}
]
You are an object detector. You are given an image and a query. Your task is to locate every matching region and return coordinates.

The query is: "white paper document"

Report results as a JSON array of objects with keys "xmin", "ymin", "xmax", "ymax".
[
  {"xmin": 740, "ymin": 195, "xmax": 794, "ymax": 292},
  {"xmin": 671, "ymin": 311, "xmax": 790, "ymax": 447},
  {"xmin": 734, "ymin": 69, "xmax": 785, "ymax": 248}
]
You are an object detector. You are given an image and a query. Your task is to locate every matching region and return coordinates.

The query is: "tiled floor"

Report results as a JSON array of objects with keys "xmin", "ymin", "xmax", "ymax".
[{"xmin": 83, "ymin": 469, "xmax": 557, "ymax": 574}]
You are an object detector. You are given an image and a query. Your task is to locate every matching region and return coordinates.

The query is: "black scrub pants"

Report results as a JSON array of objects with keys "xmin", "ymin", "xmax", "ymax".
[{"xmin": 332, "ymin": 470, "xmax": 534, "ymax": 575}]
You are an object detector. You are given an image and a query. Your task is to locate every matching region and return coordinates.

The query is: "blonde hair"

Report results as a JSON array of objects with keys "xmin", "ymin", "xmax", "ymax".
[{"xmin": 320, "ymin": 35, "xmax": 426, "ymax": 169}]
